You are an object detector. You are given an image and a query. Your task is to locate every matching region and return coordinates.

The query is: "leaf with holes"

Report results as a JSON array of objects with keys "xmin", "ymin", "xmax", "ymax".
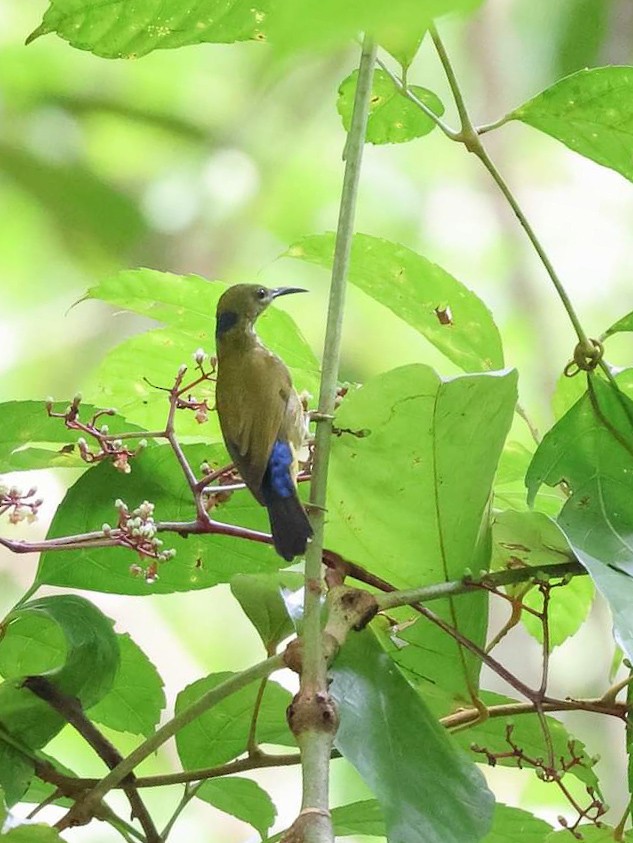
[
  {"xmin": 511, "ymin": 66, "xmax": 633, "ymax": 182},
  {"xmin": 285, "ymin": 233, "xmax": 503, "ymax": 373},
  {"xmin": 338, "ymin": 70, "xmax": 444, "ymax": 144},
  {"xmin": 27, "ymin": 0, "xmax": 274, "ymax": 58}
]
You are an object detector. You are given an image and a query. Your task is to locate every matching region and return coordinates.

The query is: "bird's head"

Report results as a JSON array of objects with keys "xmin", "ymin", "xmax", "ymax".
[{"xmin": 215, "ymin": 284, "xmax": 307, "ymax": 338}]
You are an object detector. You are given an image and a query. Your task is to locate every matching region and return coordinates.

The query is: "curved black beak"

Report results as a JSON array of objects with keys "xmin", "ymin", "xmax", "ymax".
[{"xmin": 270, "ymin": 286, "xmax": 308, "ymax": 299}]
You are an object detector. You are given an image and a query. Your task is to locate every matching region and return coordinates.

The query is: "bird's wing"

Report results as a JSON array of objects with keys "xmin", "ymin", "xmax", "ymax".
[{"xmin": 216, "ymin": 347, "xmax": 294, "ymax": 502}]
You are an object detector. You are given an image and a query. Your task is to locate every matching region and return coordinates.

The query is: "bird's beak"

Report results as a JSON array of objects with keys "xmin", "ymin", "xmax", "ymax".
[{"xmin": 270, "ymin": 287, "xmax": 308, "ymax": 299}]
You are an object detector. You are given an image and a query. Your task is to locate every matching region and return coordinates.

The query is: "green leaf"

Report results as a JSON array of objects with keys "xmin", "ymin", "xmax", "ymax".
[
  {"xmin": 491, "ymin": 510, "xmax": 593, "ymax": 648},
  {"xmin": 337, "ymin": 70, "xmax": 444, "ymax": 145},
  {"xmin": 175, "ymin": 674, "xmax": 293, "ymax": 769},
  {"xmin": 82, "ymin": 269, "xmax": 319, "ymax": 432},
  {"xmin": 285, "ymin": 233, "xmax": 503, "ymax": 373},
  {"xmin": 230, "ymin": 572, "xmax": 303, "ymax": 651},
  {"xmin": 453, "ymin": 691, "xmax": 599, "ymax": 791},
  {"xmin": 546, "ymin": 828, "xmax": 633, "ymax": 842},
  {"xmin": 526, "ymin": 377, "xmax": 633, "ymax": 660},
  {"xmin": 27, "ymin": 0, "xmax": 274, "ymax": 58},
  {"xmin": 196, "ymin": 777, "xmax": 276, "ymax": 837},
  {"xmin": 88, "ymin": 633, "xmax": 165, "ymax": 737},
  {"xmin": 331, "ymin": 630, "xmax": 494, "ymax": 843},
  {"xmin": 0, "ymin": 142, "xmax": 144, "ymax": 260},
  {"xmin": 266, "ymin": 0, "xmax": 483, "ymax": 56},
  {"xmin": 511, "ymin": 66, "xmax": 633, "ymax": 182},
  {"xmin": 0, "ymin": 401, "xmax": 148, "ymax": 472},
  {"xmin": 484, "ymin": 803, "xmax": 553, "ymax": 842},
  {"xmin": 0, "ymin": 596, "xmax": 119, "ymax": 804},
  {"xmin": 37, "ymin": 443, "xmax": 290, "ymax": 595},
  {"xmin": 604, "ymin": 310, "xmax": 633, "ymax": 338},
  {"xmin": 330, "ymin": 799, "xmax": 385, "ymax": 837},
  {"xmin": 329, "ymin": 365, "xmax": 517, "ymax": 699}
]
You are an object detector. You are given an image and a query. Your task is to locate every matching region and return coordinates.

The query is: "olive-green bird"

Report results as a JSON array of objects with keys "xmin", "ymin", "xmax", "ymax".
[{"xmin": 215, "ymin": 283, "xmax": 313, "ymax": 561}]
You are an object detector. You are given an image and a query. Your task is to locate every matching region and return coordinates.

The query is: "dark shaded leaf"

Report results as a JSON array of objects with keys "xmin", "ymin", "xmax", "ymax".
[{"xmin": 331, "ymin": 630, "xmax": 494, "ymax": 843}]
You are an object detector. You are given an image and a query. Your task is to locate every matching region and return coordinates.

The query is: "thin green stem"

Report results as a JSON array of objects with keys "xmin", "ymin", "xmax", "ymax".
[
  {"xmin": 427, "ymin": 24, "xmax": 593, "ymax": 353},
  {"xmin": 375, "ymin": 560, "xmax": 584, "ymax": 611},
  {"xmin": 374, "ymin": 55, "xmax": 458, "ymax": 139},
  {"xmin": 300, "ymin": 34, "xmax": 376, "ymax": 843},
  {"xmin": 162, "ymin": 783, "xmax": 201, "ymax": 841},
  {"xmin": 476, "ymin": 114, "xmax": 512, "ymax": 135},
  {"xmin": 60, "ymin": 654, "xmax": 283, "ymax": 826}
]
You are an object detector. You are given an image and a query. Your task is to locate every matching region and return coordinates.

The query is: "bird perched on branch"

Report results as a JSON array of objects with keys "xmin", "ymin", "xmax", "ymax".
[{"xmin": 214, "ymin": 284, "xmax": 313, "ymax": 561}]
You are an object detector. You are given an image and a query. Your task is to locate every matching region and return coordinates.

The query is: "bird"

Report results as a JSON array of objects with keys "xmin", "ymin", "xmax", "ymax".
[{"xmin": 214, "ymin": 283, "xmax": 313, "ymax": 561}]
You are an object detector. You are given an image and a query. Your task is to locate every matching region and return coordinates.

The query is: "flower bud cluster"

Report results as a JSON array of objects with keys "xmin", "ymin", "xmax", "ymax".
[
  {"xmin": 112, "ymin": 499, "xmax": 176, "ymax": 584},
  {"xmin": 0, "ymin": 483, "xmax": 43, "ymax": 525}
]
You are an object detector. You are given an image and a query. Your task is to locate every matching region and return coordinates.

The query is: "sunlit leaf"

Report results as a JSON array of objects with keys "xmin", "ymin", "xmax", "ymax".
[
  {"xmin": 329, "ymin": 365, "xmax": 517, "ymax": 699},
  {"xmin": 546, "ymin": 827, "xmax": 633, "ymax": 841},
  {"xmin": 285, "ymin": 233, "xmax": 503, "ymax": 373},
  {"xmin": 338, "ymin": 70, "xmax": 444, "ymax": 145},
  {"xmin": 0, "ymin": 401, "xmax": 151, "ymax": 472},
  {"xmin": 604, "ymin": 310, "xmax": 633, "ymax": 338},
  {"xmin": 511, "ymin": 66, "xmax": 633, "ymax": 182},
  {"xmin": 82, "ymin": 269, "xmax": 319, "ymax": 432},
  {"xmin": 37, "ymin": 443, "xmax": 289, "ymax": 595},
  {"xmin": 27, "ymin": 0, "xmax": 274, "ymax": 58},
  {"xmin": 266, "ymin": 0, "xmax": 483, "ymax": 56},
  {"xmin": 175, "ymin": 673, "xmax": 293, "ymax": 769},
  {"xmin": 331, "ymin": 630, "xmax": 494, "ymax": 843},
  {"xmin": 491, "ymin": 509, "xmax": 593, "ymax": 648},
  {"xmin": 196, "ymin": 777, "xmax": 276, "ymax": 837}
]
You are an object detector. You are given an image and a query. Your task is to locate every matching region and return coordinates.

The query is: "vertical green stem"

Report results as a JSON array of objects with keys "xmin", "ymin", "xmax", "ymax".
[{"xmin": 300, "ymin": 33, "xmax": 376, "ymax": 841}]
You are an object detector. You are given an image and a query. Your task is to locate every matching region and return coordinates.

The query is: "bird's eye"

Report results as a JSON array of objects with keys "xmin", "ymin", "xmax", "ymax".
[{"xmin": 256, "ymin": 287, "xmax": 267, "ymax": 300}]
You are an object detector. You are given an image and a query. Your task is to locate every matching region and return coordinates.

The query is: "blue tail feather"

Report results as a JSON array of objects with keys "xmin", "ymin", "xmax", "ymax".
[{"xmin": 262, "ymin": 439, "xmax": 312, "ymax": 561}]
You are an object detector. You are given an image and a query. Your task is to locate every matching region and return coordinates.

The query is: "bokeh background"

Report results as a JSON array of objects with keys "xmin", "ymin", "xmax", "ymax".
[{"xmin": 1, "ymin": 0, "xmax": 633, "ymax": 839}]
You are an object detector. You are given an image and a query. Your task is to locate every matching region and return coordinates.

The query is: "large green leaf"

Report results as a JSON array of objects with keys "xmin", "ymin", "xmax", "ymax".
[
  {"xmin": 331, "ymin": 630, "xmax": 494, "ymax": 843},
  {"xmin": 0, "ymin": 596, "xmax": 119, "ymax": 804},
  {"xmin": 604, "ymin": 310, "xmax": 633, "ymax": 339},
  {"xmin": 329, "ymin": 365, "xmax": 517, "ymax": 699},
  {"xmin": 27, "ymin": 0, "xmax": 275, "ymax": 58},
  {"xmin": 266, "ymin": 0, "xmax": 484, "ymax": 56},
  {"xmin": 338, "ymin": 70, "xmax": 444, "ymax": 145},
  {"xmin": 196, "ymin": 777, "xmax": 276, "ymax": 837},
  {"xmin": 526, "ymin": 377, "xmax": 633, "ymax": 660},
  {"xmin": 511, "ymin": 66, "xmax": 633, "ymax": 182},
  {"xmin": 546, "ymin": 829, "xmax": 633, "ymax": 842},
  {"xmin": 0, "ymin": 401, "xmax": 150, "ymax": 472},
  {"xmin": 37, "ymin": 443, "xmax": 291, "ymax": 594},
  {"xmin": 88, "ymin": 633, "xmax": 165, "ymax": 737},
  {"xmin": 82, "ymin": 269, "xmax": 319, "ymax": 432},
  {"xmin": 491, "ymin": 509, "xmax": 594, "ymax": 648},
  {"xmin": 175, "ymin": 673, "xmax": 293, "ymax": 769},
  {"xmin": 285, "ymin": 233, "xmax": 503, "ymax": 373},
  {"xmin": 0, "ymin": 143, "xmax": 144, "ymax": 260}
]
